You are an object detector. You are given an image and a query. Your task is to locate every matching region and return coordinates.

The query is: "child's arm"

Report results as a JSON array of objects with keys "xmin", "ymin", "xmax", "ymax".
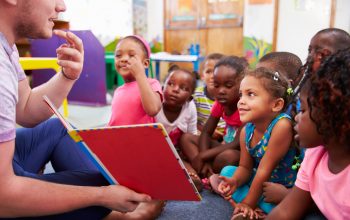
[
  {"xmin": 262, "ymin": 182, "xmax": 290, "ymax": 204},
  {"xmin": 239, "ymin": 118, "xmax": 293, "ymax": 210},
  {"xmin": 199, "ymin": 127, "xmax": 241, "ymax": 161},
  {"xmin": 198, "ymin": 115, "xmax": 220, "ymax": 151},
  {"xmin": 267, "ymin": 186, "xmax": 313, "ymax": 219},
  {"xmin": 129, "ymin": 57, "xmax": 162, "ymax": 116},
  {"xmin": 197, "ymin": 124, "xmax": 223, "ymax": 139},
  {"xmin": 191, "ymin": 116, "xmax": 220, "ymax": 173}
]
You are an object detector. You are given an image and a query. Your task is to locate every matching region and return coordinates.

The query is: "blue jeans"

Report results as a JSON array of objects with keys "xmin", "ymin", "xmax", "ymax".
[
  {"xmin": 220, "ymin": 166, "xmax": 275, "ymax": 214},
  {"xmin": 5, "ymin": 118, "xmax": 111, "ymax": 219}
]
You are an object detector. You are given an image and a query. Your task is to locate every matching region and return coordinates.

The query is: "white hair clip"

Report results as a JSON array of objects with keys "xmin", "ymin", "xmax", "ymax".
[{"xmin": 273, "ymin": 71, "xmax": 279, "ymax": 81}]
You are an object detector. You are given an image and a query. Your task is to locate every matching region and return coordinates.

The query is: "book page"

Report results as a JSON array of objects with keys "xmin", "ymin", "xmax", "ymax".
[{"xmin": 43, "ymin": 95, "xmax": 74, "ymax": 131}]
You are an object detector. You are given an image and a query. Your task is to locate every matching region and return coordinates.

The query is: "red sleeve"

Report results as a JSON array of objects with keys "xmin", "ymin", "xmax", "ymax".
[{"xmin": 210, "ymin": 101, "xmax": 223, "ymax": 118}]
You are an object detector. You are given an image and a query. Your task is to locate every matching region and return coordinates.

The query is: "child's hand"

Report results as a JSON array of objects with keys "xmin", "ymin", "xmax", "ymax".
[
  {"xmin": 212, "ymin": 129, "xmax": 224, "ymax": 140},
  {"xmin": 54, "ymin": 30, "xmax": 84, "ymax": 80},
  {"xmin": 200, "ymin": 162, "xmax": 213, "ymax": 177},
  {"xmin": 232, "ymin": 203, "xmax": 258, "ymax": 220},
  {"xmin": 192, "ymin": 154, "xmax": 204, "ymax": 173},
  {"xmin": 262, "ymin": 182, "xmax": 289, "ymax": 204},
  {"xmin": 217, "ymin": 176, "xmax": 237, "ymax": 200},
  {"xmin": 128, "ymin": 56, "xmax": 146, "ymax": 79}
]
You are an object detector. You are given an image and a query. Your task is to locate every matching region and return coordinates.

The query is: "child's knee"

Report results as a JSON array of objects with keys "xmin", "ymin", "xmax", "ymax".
[
  {"xmin": 213, "ymin": 150, "xmax": 240, "ymax": 172},
  {"xmin": 179, "ymin": 133, "xmax": 198, "ymax": 148},
  {"xmin": 220, "ymin": 165, "xmax": 237, "ymax": 178},
  {"xmin": 179, "ymin": 133, "xmax": 191, "ymax": 144},
  {"xmin": 220, "ymin": 150, "xmax": 240, "ymax": 163}
]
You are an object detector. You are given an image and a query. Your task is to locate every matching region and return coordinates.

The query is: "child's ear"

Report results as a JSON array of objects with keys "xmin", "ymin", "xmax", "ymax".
[
  {"xmin": 272, "ymin": 98, "xmax": 285, "ymax": 112},
  {"xmin": 143, "ymin": 59, "xmax": 150, "ymax": 68}
]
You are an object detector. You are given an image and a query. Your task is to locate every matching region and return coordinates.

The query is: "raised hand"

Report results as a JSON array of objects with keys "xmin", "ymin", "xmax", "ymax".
[
  {"xmin": 54, "ymin": 30, "xmax": 84, "ymax": 80},
  {"xmin": 128, "ymin": 56, "xmax": 146, "ymax": 79}
]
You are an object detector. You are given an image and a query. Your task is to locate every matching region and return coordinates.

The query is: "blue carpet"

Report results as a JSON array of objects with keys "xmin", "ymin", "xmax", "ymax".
[{"xmin": 158, "ymin": 190, "xmax": 233, "ymax": 220}]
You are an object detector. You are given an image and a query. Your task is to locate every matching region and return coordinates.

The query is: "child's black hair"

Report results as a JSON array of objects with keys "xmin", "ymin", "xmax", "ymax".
[
  {"xmin": 315, "ymin": 28, "xmax": 350, "ymax": 53},
  {"xmin": 259, "ymin": 52, "xmax": 302, "ymax": 87},
  {"xmin": 245, "ymin": 67, "xmax": 292, "ymax": 112},
  {"xmin": 165, "ymin": 68, "xmax": 197, "ymax": 95},
  {"xmin": 307, "ymin": 47, "xmax": 350, "ymax": 146},
  {"xmin": 200, "ymin": 53, "xmax": 225, "ymax": 75},
  {"xmin": 168, "ymin": 64, "xmax": 180, "ymax": 74},
  {"xmin": 206, "ymin": 53, "xmax": 225, "ymax": 61},
  {"xmin": 214, "ymin": 55, "xmax": 246, "ymax": 81}
]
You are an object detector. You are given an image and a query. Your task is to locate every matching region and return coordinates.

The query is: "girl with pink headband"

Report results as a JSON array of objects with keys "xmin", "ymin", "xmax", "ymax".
[{"xmin": 108, "ymin": 35, "xmax": 163, "ymax": 126}]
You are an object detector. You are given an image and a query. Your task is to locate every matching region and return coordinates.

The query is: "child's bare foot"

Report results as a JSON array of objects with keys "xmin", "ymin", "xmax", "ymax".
[
  {"xmin": 103, "ymin": 200, "xmax": 166, "ymax": 220},
  {"xmin": 182, "ymin": 161, "xmax": 203, "ymax": 192},
  {"xmin": 209, "ymin": 174, "xmax": 221, "ymax": 194},
  {"xmin": 188, "ymin": 172, "xmax": 203, "ymax": 192}
]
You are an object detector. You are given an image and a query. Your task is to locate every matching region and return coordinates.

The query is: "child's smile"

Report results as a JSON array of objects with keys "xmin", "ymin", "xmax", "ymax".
[{"xmin": 238, "ymin": 76, "xmax": 276, "ymax": 124}]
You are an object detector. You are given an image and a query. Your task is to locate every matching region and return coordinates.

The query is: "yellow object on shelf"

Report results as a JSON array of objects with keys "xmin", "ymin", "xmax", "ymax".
[{"xmin": 19, "ymin": 57, "xmax": 69, "ymax": 117}]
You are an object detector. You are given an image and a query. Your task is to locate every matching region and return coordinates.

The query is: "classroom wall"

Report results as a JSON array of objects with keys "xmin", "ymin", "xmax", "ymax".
[
  {"xmin": 335, "ymin": 0, "xmax": 350, "ymax": 31},
  {"xmin": 276, "ymin": 0, "xmax": 332, "ymax": 62},
  {"xmin": 243, "ymin": 0, "xmax": 275, "ymax": 67},
  {"xmin": 61, "ymin": 0, "xmax": 349, "ymax": 60},
  {"xmin": 62, "ymin": 0, "xmax": 133, "ymax": 46},
  {"xmin": 146, "ymin": 0, "xmax": 164, "ymax": 42}
]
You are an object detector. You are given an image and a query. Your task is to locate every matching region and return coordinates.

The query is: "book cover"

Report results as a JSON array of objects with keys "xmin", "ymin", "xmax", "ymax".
[{"xmin": 43, "ymin": 95, "xmax": 201, "ymax": 201}]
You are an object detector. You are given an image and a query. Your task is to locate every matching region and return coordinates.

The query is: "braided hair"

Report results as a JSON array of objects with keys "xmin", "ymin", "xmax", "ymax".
[
  {"xmin": 245, "ymin": 67, "xmax": 292, "ymax": 112},
  {"xmin": 307, "ymin": 47, "xmax": 350, "ymax": 146}
]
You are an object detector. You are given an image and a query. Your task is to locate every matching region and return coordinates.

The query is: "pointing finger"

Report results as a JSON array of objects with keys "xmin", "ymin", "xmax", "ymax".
[{"xmin": 53, "ymin": 30, "xmax": 84, "ymax": 54}]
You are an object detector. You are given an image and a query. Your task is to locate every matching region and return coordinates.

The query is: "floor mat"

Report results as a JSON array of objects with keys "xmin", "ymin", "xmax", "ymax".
[{"xmin": 158, "ymin": 189, "xmax": 233, "ymax": 220}]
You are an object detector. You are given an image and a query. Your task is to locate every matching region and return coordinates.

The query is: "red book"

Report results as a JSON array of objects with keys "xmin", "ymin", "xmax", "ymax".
[{"xmin": 43, "ymin": 95, "xmax": 201, "ymax": 201}]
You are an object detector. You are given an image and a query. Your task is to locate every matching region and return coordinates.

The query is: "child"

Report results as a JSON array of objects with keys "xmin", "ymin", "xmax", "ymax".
[
  {"xmin": 180, "ymin": 56, "xmax": 245, "ymax": 179},
  {"xmin": 255, "ymin": 52, "xmax": 303, "ymax": 204},
  {"xmin": 267, "ymin": 48, "xmax": 350, "ymax": 220},
  {"xmin": 154, "ymin": 68, "xmax": 201, "ymax": 190},
  {"xmin": 217, "ymin": 67, "xmax": 298, "ymax": 219},
  {"xmin": 194, "ymin": 53, "xmax": 226, "ymax": 138},
  {"xmin": 262, "ymin": 29, "xmax": 350, "ymax": 205},
  {"xmin": 264, "ymin": 29, "xmax": 350, "ymax": 210},
  {"xmin": 108, "ymin": 35, "xmax": 162, "ymax": 126},
  {"xmin": 292, "ymin": 28, "xmax": 350, "ymax": 98},
  {"xmin": 155, "ymin": 68, "xmax": 197, "ymax": 147}
]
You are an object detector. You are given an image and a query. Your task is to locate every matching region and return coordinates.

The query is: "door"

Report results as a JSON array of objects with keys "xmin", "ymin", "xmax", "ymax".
[{"xmin": 164, "ymin": 0, "xmax": 244, "ymax": 56}]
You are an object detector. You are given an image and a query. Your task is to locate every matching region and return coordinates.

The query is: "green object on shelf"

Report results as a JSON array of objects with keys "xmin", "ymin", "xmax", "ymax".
[
  {"xmin": 105, "ymin": 37, "xmax": 121, "ymax": 52},
  {"xmin": 105, "ymin": 51, "xmax": 124, "ymax": 90},
  {"xmin": 116, "ymin": 71, "xmax": 125, "ymax": 87}
]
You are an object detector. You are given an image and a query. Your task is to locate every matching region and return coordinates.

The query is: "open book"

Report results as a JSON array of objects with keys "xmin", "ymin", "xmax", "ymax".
[{"xmin": 43, "ymin": 95, "xmax": 201, "ymax": 201}]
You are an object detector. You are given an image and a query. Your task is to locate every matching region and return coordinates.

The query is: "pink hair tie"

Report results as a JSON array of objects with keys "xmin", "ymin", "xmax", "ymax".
[{"xmin": 124, "ymin": 35, "xmax": 151, "ymax": 59}]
